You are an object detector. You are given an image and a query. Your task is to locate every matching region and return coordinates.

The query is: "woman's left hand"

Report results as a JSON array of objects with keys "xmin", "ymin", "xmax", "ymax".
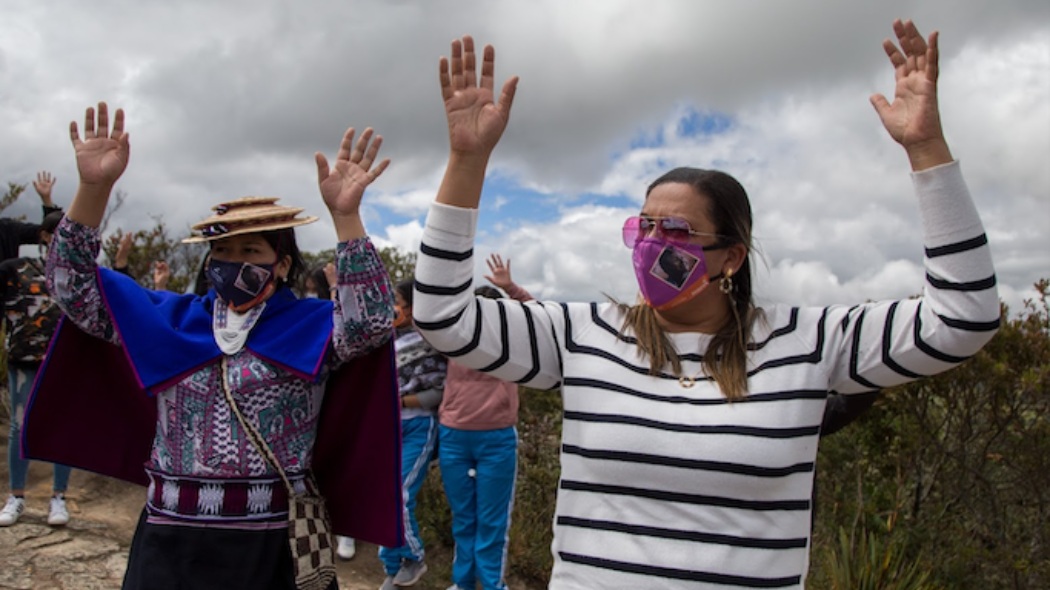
[
  {"xmin": 316, "ymin": 127, "xmax": 391, "ymax": 218},
  {"xmin": 870, "ymin": 19, "xmax": 952, "ymax": 169}
]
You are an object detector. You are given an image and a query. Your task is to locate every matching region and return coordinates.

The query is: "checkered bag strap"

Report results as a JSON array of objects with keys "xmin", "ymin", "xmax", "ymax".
[{"xmin": 219, "ymin": 358, "xmax": 336, "ymax": 590}]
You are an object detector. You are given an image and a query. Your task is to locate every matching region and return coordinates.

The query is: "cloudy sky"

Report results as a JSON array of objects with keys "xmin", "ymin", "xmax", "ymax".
[{"xmin": 2, "ymin": 0, "xmax": 1047, "ymax": 315}]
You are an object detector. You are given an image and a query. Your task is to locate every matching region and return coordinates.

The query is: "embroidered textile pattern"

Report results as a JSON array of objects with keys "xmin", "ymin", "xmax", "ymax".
[
  {"xmin": 150, "ymin": 356, "xmax": 323, "ymax": 477},
  {"xmin": 198, "ymin": 483, "xmax": 224, "ymax": 515}
]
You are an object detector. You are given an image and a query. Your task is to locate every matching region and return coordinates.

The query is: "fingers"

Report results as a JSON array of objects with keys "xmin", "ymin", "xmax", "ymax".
[
  {"xmin": 869, "ymin": 93, "xmax": 891, "ymax": 119},
  {"xmin": 315, "ymin": 152, "xmax": 331, "ymax": 184},
  {"xmin": 352, "ymin": 129, "xmax": 390, "ymax": 179},
  {"xmin": 439, "ymin": 57, "xmax": 453, "ymax": 102},
  {"xmin": 450, "ymin": 37, "xmax": 464, "ymax": 91},
  {"xmin": 882, "ymin": 38, "xmax": 905, "ymax": 70},
  {"xmin": 83, "ymin": 105, "xmax": 96, "ymax": 139},
  {"xmin": 112, "ymin": 107, "xmax": 125, "ymax": 139},
  {"xmin": 927, "ymin": 30, "xmax": 940, "ymax": 83},
  {"xmin": 337, "ymin": 127, "xmax": 356, "ymax": 163},
  {"xmin": 97, "ymin": 102, "xmax": 109, "ymax": 139},
  {"xmin": 73, "ymin": 102, "xmax": 126, "ymax": 146},
  {"xmin": 463, "ymin": 36, "xmax": 477, "ymax": 89},
  {"xmin": 499, "ymin": 76, "xmax": 519, "ymax": 121},
  {"xmin": 370, "ymin": 157, "xmax": 391, "ymax": 181},
  {"xmin": 352, "ymin": 128, "xmax": 376, "ymax": 165},
  {"xmin": 479, "ymin": 44, "xmax": 496, "ymax": 92}
]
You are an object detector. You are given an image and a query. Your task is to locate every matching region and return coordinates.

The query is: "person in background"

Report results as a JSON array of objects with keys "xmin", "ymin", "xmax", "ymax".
[
  {"xmin": 378, "ymin": 278, "xmax": 448, "ymax": 590},
  {"xmin": 0, "ymin": 171, "xmax": 63, "ymax": 263},
  {"xmin": 0, "ymin": 210, "xmax": 72, "ymax": 527},
  {"xmin": 411, "ymin": 22, "xmax": 1000, "ymax": 588},
  {"xmin": 438, "ymin": 253, "xmax": 533, "ymax": 590},
  {"xmin": 302, "ymin": 263, "xmax": 336, "ymax": 300},
  {"xmin": 111, "ymin": 231, "xmax": 171, "ymax": 290}
]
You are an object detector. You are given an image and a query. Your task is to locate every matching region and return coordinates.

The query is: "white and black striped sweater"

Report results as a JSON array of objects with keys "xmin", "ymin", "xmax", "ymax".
[{"xmin": 413, "ymin": 161, "xmax": 999, "ymax": 589}]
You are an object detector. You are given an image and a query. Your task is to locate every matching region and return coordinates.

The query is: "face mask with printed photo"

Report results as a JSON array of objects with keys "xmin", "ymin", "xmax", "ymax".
[
  {"xmin": 632, "ymin": 237, "xmax": 721, "ymax": 310},
  {"xmin": 207, "ymin": 259, "xmax": 276, "ymax": 311}
]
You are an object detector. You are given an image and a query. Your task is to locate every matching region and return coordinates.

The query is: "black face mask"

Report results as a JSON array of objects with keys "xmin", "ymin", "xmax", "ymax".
[{"xmin": 206, "ymin": 258, "xmax": 276, "ymax": 311}]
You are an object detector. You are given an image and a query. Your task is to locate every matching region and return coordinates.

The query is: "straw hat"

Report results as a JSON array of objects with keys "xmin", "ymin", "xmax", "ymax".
[{"xmin": 183, "ymin": 197, "xmax": 318, "ymax": 243}]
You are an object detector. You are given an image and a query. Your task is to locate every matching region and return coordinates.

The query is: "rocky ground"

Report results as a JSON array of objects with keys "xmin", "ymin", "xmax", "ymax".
[{"xmin": 0, "ymin": 442, "xmax": 391, "ymax": 590}]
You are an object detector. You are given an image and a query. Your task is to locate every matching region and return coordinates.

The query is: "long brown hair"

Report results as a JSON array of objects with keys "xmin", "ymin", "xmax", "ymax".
[{"xmin": 620, "ymin": 167, "xmax": 756, "ymax": 400}]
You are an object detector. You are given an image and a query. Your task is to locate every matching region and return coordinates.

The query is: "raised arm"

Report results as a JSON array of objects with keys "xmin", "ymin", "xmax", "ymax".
[
  {"xmin": 414, "ymin": 37, "xmax": 561, "ymax": 390},
  {"xmin": 45, "ymin": 102, "xmax": 130, "ymax": 344},
  {"xmin": 32, "ymin": 171, "xmax": 59, "ymax": 212},
  {"xmin": 484, "ymin": 253, "xmax": 533, "ymax": 301},
  {"xmin": 825, "ymin": 20, "xmax": 998, "ymax": 393},
  {"xmin": 316, "ymin": 126, "xmax": 396, "ymax": 362}
]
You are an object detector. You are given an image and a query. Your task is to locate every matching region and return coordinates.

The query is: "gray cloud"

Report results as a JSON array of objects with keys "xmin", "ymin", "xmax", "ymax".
[{"xmin": 1, "ymin": 0, "xmax": 1046, "ymax": 314}]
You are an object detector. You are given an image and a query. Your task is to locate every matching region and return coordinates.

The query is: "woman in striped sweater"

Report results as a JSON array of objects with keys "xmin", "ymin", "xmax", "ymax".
[{"xmin": 412, "ymin": 20, "xmax": 1000, "ymax": 590}]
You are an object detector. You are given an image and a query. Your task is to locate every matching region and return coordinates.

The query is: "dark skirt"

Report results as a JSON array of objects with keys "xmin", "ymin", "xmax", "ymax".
[{"xmin": 122, "ymin": 509, "xmax": 338, "ymax": 590}]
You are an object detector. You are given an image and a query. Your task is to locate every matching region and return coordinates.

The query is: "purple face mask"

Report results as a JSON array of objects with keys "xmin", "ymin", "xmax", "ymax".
[{"xmin": 633, "ymin": 235, "xmax": 733, "ymax": 310}]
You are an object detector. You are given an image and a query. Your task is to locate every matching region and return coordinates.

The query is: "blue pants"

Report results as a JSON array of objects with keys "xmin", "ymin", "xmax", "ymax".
[
  {"xmin": 438, "ymin": 425, "xmax": 517, "ymax": 590},
  {"xmin": 379, "ymin": 415, "xmax": 438, "ymax": 575},
  {"xmin": 7, "ymin": 364, "xmax": 71, "ymax": 492}
]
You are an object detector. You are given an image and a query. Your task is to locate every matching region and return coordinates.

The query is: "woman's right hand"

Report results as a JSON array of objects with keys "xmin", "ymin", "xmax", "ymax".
[
  {"xmin": 439, "ymin": 36, "xmax": 518, "ymax": 158},
  {"xmin": 70, "ymin": 102, "xmax": 130, "ymax": 188}
]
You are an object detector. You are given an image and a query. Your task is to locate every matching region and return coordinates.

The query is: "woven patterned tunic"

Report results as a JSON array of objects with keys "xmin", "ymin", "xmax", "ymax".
[{"xmin": 46, "ymin": 217, "xmax": 394, "ymax": 527}]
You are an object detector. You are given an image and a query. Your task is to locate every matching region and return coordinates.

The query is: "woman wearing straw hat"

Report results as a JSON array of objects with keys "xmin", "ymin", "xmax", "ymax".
[{"xmin": 27, "ymin": 102, "xmax": 404, "ymax": 590}]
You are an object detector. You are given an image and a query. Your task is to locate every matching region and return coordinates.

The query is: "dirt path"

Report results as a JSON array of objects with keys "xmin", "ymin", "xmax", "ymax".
[{"xmin": 0, "ymin": 441, "xmax": 392, "ymax": 590}]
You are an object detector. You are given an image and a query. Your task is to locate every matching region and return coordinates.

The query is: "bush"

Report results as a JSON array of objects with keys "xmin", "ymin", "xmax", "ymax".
[{"xmin": 811, "ymin": 280, "xmax": 1050, "ymax": 588}]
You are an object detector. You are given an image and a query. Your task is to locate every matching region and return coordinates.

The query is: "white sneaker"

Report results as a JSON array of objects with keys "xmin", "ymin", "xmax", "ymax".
[
  {"xmin": 0, "ymin": 496, "xmax": 24, "ymax": 526},
  {"xmin": 336, "ymin": 535, "xmax": 356, "ymax": 560},
  {"xmin": 48, "ymin": 495, "xmax": 70, "ymax": 526}
]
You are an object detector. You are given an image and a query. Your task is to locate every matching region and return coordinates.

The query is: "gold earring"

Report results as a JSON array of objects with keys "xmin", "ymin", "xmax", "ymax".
[{"xmin": 719, "ymin": 268, "xmax": 734, "ymax": 295}]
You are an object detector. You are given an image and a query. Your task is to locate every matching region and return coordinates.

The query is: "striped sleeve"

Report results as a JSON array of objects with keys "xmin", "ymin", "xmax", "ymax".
[
  {"xmin": 825, "ymin": 160, "xmax": 1000, "ymax": 392},
  {"xmin": 413, "ymin": 202, "xmax": 563, "ymax": 390}
]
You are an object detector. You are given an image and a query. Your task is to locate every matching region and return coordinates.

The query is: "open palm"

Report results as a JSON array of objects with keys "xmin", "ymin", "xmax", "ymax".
[
  {"xmin": 71, "ymin": 102, "xmax": 130, "ymax": 186},
  {"xmin": 440, "ymin": 36, "xmax": 518, "ymax": 156},
  {"xmin": 316, "ymin": 127, "xmax": 390, "ymax": 217},
  {"xmin": 871, "ymin": 20, "xmax": 944, "ymax": 149}
]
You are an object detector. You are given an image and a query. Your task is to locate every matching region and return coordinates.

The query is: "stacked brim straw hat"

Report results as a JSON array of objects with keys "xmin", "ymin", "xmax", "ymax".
[{"xmin": 183, "ymin": 197, "xmax": 318, "ymax": 243}]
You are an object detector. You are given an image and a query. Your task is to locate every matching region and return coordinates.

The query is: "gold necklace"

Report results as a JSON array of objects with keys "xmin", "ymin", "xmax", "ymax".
[{"xmin": 677, "ymin": 364, "xmax": 706, "ymax": 388}]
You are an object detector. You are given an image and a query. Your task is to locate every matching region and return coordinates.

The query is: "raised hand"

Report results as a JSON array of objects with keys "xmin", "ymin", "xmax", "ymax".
[
  {"xmin": 870, "ymin": 20, "xmax": 951, "ymax": 169},
  {"xmin": 484, "ymin": 253, "xmax": 514, "ymax": 291},
  {"xmin": 70, "ymin": 102, "xmax": 130, "ymax": 187},
  {"xmin": 315, "ymin": 127, "xmax": 389, "ymax": 240},
  {"xmin": 33, "ymin": 171, "xmax": 56, "ymax": 203},
  {"xmin": 439, "ymin": 36, "xmax": 518, "ymax": 157},
  {"xmin": 114, "ymin": 232, "xmax": 134, "ymax": 268},
  {"xmin": 323, "ymin": 262, "xmax": 337, "ymax": 290},
  {"xmin": 153, "ymin": 260, "xmax": 171, "ymax": 291}
]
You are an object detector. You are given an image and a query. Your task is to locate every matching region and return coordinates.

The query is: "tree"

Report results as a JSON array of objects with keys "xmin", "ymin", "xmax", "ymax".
[
  {"xmin": 101, "ymin": 218, "xmax": 207, "ymax": 293},
  {"xmin": 378, "ymin": 246, "xmax": 416, "ymax": 286},
  {"xmin": 0, "ymin": 183, "xmax": 26, "ymax": 218}
]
